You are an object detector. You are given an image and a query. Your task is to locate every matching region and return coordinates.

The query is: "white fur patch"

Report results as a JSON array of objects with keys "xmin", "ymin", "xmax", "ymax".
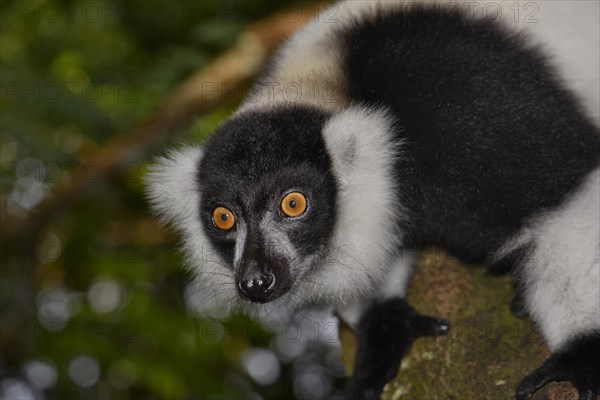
[
  {"xmin": 145, "ymin": 147, "xmax": 240, "ymax": 309},
  {"xmin": 302, "ymin": 105, "xmax": 407, "ymax": 308},
  {"xmin": 237, "ymin": 1, "xmax": 405, "ymax": 114},
  {"xmin": 336, "ymin": 250, "xmax": 416, "ymax": 328},
  {"xmin": 145, "ymin": 146, "xmax": 203, "ymax": 235},
  {"xmin": 336, "ymin": 302, "xmax": 366, "ymax": 329},
  {"xmin": 499, "ymin": 168, "xmax": 600, "ymax": 350},
  {"xmin": 381, "ymin": 250, "xmax": 416, "ymax": 299}
]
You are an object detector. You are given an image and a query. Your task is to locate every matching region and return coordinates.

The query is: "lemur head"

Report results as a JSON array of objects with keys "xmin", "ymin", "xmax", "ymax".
[{"xmin": 147, "ymin": 104, "xmax": 401, "ymax": 311}]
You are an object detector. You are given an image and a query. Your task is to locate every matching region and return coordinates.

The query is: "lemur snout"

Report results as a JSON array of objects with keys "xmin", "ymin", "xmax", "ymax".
[{"xmin": 238, "ymin": 271, "xmax": 276, "ymax": 303}]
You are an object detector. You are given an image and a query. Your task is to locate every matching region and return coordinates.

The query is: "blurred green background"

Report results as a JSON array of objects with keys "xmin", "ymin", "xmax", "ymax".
[{"xmin": 0, "ymin": 1, "xmax": 347, "ymax": 399}]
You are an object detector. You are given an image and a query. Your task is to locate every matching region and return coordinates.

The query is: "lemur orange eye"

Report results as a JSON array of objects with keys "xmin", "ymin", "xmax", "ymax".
[
  {"xmin": 212, "ymin": 207, "xmax": 236, "ymax": 230},
  {"xmin": 281, "ymin": 192, "xmax": 307, "ymax": 217}
]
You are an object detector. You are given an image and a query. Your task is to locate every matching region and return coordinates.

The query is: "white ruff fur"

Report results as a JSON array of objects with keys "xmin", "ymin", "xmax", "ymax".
[
  {"xmin": 337, "ymin": 250, "xmax": 417, "ymax": 328},
  {"xmin": 145, "ymin": 147, "xmax": 238, "ymax": 310},
  {"xmin": 312, "ymin": 106, "xmax": 406, "ymax": 308}
]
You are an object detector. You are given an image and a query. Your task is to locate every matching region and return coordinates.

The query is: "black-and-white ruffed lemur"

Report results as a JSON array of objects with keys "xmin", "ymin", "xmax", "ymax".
[{"xmin": 146, "ymin": 1, "xmax": 600, "ymax": 399}]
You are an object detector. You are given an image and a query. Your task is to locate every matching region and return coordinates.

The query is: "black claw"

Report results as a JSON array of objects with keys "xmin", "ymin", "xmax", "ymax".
[
  {"xmin": 514, "ymin": 382, "xmax": 536, "ymax": 400},
  {"xmin": 514, "ymin": 389, "xmax": 530, "ymax": 400},
  {"xmin": 437, "ymin": 319, "xmax": 450, "ymax": 335},
  {"xmin": 409, "ymin": 314, "xmax": 450, "ymax": 337},
  {"xmin": 515, "ymin": 375, "xmax": 541, "ymax": 400}
]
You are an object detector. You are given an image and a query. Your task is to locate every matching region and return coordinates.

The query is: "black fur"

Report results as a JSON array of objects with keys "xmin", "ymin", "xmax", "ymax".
[
  {"xmin": 347, "ymin": 298, "xmax": 449, "ymax": 400},
  {"xmin": 341, "ymin": 7, "xmax": 600, "ymax": 263}
]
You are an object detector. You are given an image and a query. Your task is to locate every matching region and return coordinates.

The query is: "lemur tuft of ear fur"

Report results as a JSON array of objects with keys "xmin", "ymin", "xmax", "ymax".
[{"xmin": 147, "ymin": 1, "xmax": 600, "ymax": 398}]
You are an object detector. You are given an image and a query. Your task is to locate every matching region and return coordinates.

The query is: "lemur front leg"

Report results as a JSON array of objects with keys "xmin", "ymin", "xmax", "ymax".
[
  {"xmin": 347, "ymin": 298, "xmax": 449, "ymax": 400},
  {"xmin": 338, "ymin": 252, "xmax": 449, "ymax": 399}
]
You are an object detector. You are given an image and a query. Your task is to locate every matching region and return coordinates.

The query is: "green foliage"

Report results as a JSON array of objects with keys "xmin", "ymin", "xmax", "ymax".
[{"xmin": 0, "ymin": 1, "xmax": 305, "ymax": 399}]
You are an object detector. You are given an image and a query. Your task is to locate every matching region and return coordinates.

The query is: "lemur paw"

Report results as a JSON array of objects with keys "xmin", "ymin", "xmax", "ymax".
[
  {"xmin": 515, "ymin": 334, "xmax": 600, "ymax": 400},
  {"xmin": 347, "ymin": 298, "xmax": 449, "ymax": 399}
]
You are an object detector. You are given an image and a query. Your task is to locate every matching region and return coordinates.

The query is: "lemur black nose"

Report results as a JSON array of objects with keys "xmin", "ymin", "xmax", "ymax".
[{"xmin": 238, "ymin": 272, "xmax": 276, "ymax": 303}]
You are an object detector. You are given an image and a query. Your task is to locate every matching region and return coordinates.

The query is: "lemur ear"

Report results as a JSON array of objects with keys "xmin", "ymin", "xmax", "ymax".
[
  {"xmin": 322, "ymin": 106, "xmax": 399, "ymax": 176},
  {"xmin": 145, "ymin": 145, "xmax": 204, "ymax": 227}
]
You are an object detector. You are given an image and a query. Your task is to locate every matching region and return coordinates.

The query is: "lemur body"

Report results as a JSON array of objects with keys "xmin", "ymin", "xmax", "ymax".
[{"xmin": 148, "ymin": 1, "xmax": 600, "ymax": 398}]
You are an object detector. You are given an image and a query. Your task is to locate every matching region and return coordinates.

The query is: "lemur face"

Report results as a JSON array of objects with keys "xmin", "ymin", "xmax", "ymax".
[{"xmin": 197, "ymin": 106, "xmax": 337, "ymax": 303}]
